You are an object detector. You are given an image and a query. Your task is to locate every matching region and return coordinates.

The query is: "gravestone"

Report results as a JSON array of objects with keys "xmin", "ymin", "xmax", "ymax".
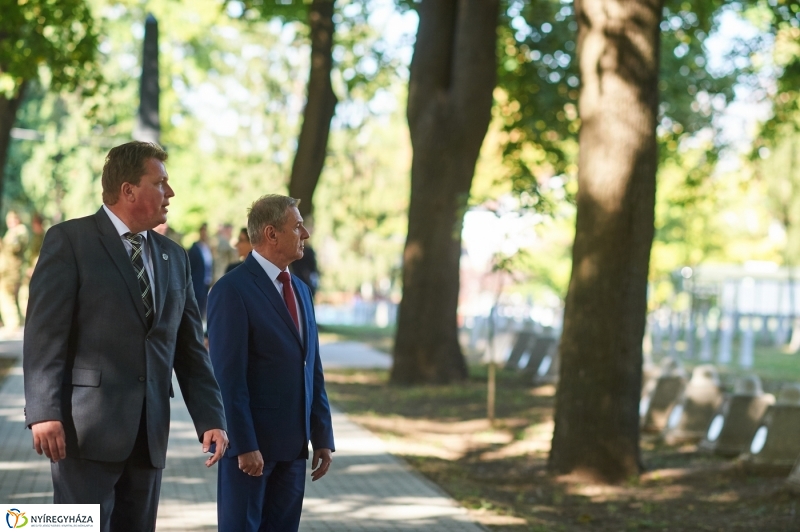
[
  {"xmin": 532, "ymin": 338, "xmax": 560, "ymax": 385},
  {"xmin": 785, "ymin": 454, "xmax": 800, "ymax": 493},
  {"xmin": 640, "ymin": 358, "xmax": 687, "ymax": 433},
  {"xmin": 742, "ymin": 383, "xmax": 800, "ymax": 471},
  {"xmin": 668, "ymin": 311, "xmax": 680, "ymax": 358},
  {"xmin": 652, "ymin": 312, "xmax": 664, "ymax": 355},
  {"xmin": 775, "ymin": 316, "xmax": 790, "ymax": 347},
  {"xmin": 685, "ymin": 312, "xmax": 695, "ymax": 359},
  {"xmin": 504, "ymin": 331, "xmax": 538, "ymax": 370},
  {"xmin": 717, "ymin": 313, "xmax": 734, "ymax": 365},
  {"xmin": 485, "ymin": 330, "xmax": 515, "ymax": 364},
  {"xmin": 739, "ymin": 316, "xmax": 754, "ymax": 369},
  {"xmin": 698, "ymin": 312, "xmax": 713, "ymax": 362},
  {"xmin": 662, "ymin": 364, "xmax": 725, "ymax": 444},
  {"xmin": 699, "ymin": 375, "xmax": 774, "ymax": 457}
]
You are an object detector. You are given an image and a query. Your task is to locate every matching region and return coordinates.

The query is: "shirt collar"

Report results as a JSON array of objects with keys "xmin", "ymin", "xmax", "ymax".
[
  {"xmin": 102, "ymin": 204, "xmax": 148, "ymax": 240},
  {"xmin": 251, "ymin": 250, "xmax": 286, "ymax": 283}
]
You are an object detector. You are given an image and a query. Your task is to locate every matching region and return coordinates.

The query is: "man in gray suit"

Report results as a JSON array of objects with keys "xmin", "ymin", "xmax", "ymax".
[{"xmin": 23, "ymin": 141, "xmax": 228, "ymax": 532}]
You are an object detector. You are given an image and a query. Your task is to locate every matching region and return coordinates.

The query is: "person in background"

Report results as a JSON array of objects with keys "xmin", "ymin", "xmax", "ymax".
[
  {"xmin": 290, "ymin": 242, "xmax": 319, "ymax": 299},
  {"xmin": 225, "ymin": 227, "xmax": 252, "ymax": 274},
  {"xmin": 0, "ymin": 210, "xmax": 29, "ymax": 333},
  {"xmin": 153, "ymin": 221, "xmax": 184, "ymax": 245},
  {"xmin": 188, "ymin": 223, "xmax": 213, "ymax": 319},
  {"xmin": 213, "ymin": 223, "xmax": 238, "ymax": 283},
  {"xmin": 18, "ymin": 213, "xmax": 45, "ymax": 323}
]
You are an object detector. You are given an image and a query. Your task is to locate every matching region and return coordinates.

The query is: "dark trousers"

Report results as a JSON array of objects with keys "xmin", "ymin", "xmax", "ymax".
[
  {"xmin": 217, "ymin": 455, "xmax": 306, "ymax": 532},
  {"xmin": 51, "ymin": 405, "xmax": 161, "ymax": 532}
]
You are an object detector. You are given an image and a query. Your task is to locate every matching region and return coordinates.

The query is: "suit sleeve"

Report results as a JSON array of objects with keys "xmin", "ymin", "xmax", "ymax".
[
  {"xmin": 173, "ymin": 248, "xmax": 227, "ymax": 440},
  {"xmin": 308, "ymin": 298, "xmax": 335, "ymax": 452},
  {"xmin": 207, "ymin": 279, "xmax": 258, "ymax": 456},
  {"xmin": 23, "ymin": 226, "xmax": 78, "ymax": 427}
]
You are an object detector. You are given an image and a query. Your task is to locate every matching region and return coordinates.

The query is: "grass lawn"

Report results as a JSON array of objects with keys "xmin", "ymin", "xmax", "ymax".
[{"xmin": 325, "ymin": 366, "xmax": 800, "ymax": 531}]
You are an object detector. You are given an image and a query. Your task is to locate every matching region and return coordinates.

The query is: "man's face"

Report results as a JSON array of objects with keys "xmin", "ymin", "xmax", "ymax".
[
  {"xmin": 6, "ymin": 212, "xmax": 19, "ymax": 228},
  {"xmin": 130, "ymin": 158, "xmax": 174, "ymax": 230},
  {"xmin": 235, "ymin": 230, "xmax": 251, "ymax": 259},
  {"xmin": 275, "ymin": 207, "xmax": 309, "ymax": 265}
]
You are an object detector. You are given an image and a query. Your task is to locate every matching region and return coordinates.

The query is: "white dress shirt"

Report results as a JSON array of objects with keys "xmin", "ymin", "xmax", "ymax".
[
  {"xmin": 252, "ymin": 250, "xmax": 304, "ymax": 341},
  {"xmin": 103, "ymin": 205, "xmax": 156, "ymax": 309}
]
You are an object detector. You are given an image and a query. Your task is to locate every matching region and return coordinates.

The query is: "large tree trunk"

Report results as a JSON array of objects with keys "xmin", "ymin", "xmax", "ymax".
[
  {"xmin": 391, "ymin": 0, "xmax": 500, "ymax": 385},
  {"xmin": 548, "ymin": 0, "xmax": 662, "ymax": 482},
  {"xmin": 288, "ymin": 0, "xmax": 337, "ymax": 219},
  {"xmin": 0, "ymin": 81, "xmax": 28, "ymax": 212}
]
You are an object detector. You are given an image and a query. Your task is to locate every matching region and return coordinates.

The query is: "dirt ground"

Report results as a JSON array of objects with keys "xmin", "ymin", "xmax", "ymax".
[{"xmin": 324, "ymin": 368, "xmax": 800, "ymax": 531}]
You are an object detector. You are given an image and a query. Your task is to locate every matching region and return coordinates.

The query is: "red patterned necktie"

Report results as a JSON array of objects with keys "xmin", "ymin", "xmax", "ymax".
[{"xmin": 277, "ymin": 271, "xmax": 299, "ymax": 331}]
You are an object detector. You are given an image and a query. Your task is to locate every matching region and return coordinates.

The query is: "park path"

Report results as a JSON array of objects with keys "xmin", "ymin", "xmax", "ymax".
[{"xmin": 0, "ymin": 340, "xmax": 486, "ymax": 531}]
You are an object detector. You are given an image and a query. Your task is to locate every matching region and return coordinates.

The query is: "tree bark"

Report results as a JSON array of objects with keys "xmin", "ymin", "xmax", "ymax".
[
  {"xmin": 0, "ymin": 80, "xmax": 28, "ymax": 213},
  {"xmin": 288, "ymin": 0, "xmax": 337, "ymax": 219},
  {"xmin": 548, "ymin": 0, "xmax": 662, "ymax": 482},
  {"xmin": 391, "ymin": 0, "xmax": 500, "ymax": 385}
]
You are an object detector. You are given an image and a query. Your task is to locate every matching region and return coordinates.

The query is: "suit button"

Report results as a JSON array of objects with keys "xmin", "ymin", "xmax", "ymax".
[{"xmin": 138, "ymin": 376, "xmax": 146, "ymax": 382}]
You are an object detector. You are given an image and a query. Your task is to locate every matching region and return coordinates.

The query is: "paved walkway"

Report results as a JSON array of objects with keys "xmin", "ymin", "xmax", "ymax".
[{"xmin": 0, "ymin": 341, "xmax": 486, "ymax": 531}]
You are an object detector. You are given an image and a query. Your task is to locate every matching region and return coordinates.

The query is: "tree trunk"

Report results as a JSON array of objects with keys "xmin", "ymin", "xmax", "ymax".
[
  {"xmin": 0, "ymin": 81, "xmax": 28, "ymax": 213},
  {"xmin": 288, "ymin": 0, "xmax": 337, "ymax": 219},
  {"xmin": 391, "ymin": 0, "xmax": 500, "ymax": 385},
  {"xmin": 548, "ymin": 0, "xmax": 662, "ymax": 483}
]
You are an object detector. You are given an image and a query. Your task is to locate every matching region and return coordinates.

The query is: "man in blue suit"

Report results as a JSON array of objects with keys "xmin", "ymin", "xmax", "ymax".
[
  {"xmin": 208, "ymin": 194, "xmax": 334, "ymax": 532},
  {"xmin": 188, "ymin": 223, "xmax": 212, "ymax": 319}
]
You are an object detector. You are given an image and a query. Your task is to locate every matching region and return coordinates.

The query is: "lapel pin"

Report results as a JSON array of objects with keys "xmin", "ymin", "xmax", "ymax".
[{"xmin": 162, "ymin": 254, "xmax": 168, "ymax": 260}]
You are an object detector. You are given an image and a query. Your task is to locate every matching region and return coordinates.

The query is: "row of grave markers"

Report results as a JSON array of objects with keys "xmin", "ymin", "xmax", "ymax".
[
  {"xmin": 492, "ymin": 327, "xmax": 800, "ymax": 488},
  {"xmin": 641, "ymin": 357, "xmax": 800, "ymax": 487},
  {"xmin": 649, "ymin": 310, "xmax": 797, "ymax": 368}
]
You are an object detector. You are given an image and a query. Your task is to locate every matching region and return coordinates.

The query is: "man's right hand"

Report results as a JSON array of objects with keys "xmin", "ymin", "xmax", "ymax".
[
  {"xmin": 238, "ymin": 450, "xmax": 264, "ymax": 476},
  {"xmin": 31, "ymin": 421, "xmax": 66, "ymax": 462}
]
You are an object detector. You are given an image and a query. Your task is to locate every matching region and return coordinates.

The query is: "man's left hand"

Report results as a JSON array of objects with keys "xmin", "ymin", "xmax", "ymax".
[
  {"xmin": 202, "ymin": 428, "xmax": 229, "ymax": 467},
  {"xmin": 311, "ymin": 448, "xmax": 332, "ymax": 481}
]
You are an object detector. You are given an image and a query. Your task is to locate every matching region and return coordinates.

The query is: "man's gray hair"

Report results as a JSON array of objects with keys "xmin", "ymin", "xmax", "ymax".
[{"xmin": 247, "ymin": 194, "xmax": 300, "ymax": 246}]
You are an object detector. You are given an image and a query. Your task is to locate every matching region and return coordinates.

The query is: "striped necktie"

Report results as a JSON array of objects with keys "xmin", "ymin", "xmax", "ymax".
[{"xmin": 124, "ymin": 232, "xmax": 154, "ymax": 328}]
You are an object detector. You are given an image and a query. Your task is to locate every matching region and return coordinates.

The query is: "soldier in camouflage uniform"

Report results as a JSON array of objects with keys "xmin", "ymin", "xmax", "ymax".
[{"xmin": 0, "ymin": 211, "xmax": 29, "ymax": 330}]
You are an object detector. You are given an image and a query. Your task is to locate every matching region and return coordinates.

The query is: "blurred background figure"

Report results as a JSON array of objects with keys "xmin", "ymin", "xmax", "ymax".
[
  {"xmin": 153, "ymin": 222, "xmax": 184, "ymax": 245},
  {"xmin": 0, "ymin": 211, "xmax": 29, "ymax": 333},
  {"xmin": 188, "ymin": 222, "xmax": 213, "ymax": 319},
  {"xmin": 18, "ymin": 213, "xmax": 45, "ymax": 322},
  {"xmin": 290, "ymin": 242, "xmax": 319, "ymax": 299},
  {"xmin": 213, "ymin": 223, "xmax": 237, "ymax": 283},
  {"xmin": 289, "ymin": 214, "xmax": 319, "ymax": 299},
  {"xmin": 225, "ymin": 227, "xmax": 252, "ymax": 274}
]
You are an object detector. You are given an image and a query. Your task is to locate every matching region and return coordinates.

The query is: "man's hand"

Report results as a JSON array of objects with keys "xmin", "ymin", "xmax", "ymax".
[
  {"xmin": 238, "ymin": 450, "xmax": 264, "ymax": 476},
  {"xmin": 311, "ymin": 448, "xmax": 332, "ymax": 481},
  {"xmin": 202, "ymin": 428, "xmax": 229, "ymax": 467},
  {"xmin": 31, "ymin": 420, "xmax": 66, "ymax": 462}
]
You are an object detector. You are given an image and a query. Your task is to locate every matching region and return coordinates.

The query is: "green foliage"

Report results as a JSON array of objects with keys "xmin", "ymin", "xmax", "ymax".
[
  {"xmin": 5, "ymin": 0, "xmax": 410, "ymax": 297},
  {"xmin": 0, "ymin": 0, "xmax": 100, "ymax": 96},
  {"xmin": 751, "ymin": 0, "xmax": 800, "ymax": 144},
  {"xmin": 496, "ymin": 0, "xmax": 740, "ymax": 212}
]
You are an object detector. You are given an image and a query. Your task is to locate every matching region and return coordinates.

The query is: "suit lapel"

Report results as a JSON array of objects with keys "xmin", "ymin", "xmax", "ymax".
[
  {"xmin": 95, "ymin": 208, "xmax": 148, "ymax": 328},
  {"xmin": 245, "ymin": 256, "xmax": 303, "ymax": 346},
  {"xmin": 148, "ymin": 233, "xmax": 170, "ymax": 327},
  {"xmin": 293, "ymin": 277, "xmax": 310, "ymax": 351}
]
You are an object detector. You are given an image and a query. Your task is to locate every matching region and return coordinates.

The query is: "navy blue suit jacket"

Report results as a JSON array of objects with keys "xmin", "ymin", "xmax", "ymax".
[{"xmin": 207, "ymin": 253, "xmax": 334, "ymax": 461}]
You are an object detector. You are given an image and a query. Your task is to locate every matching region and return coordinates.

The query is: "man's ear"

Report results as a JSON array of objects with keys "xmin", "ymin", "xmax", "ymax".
[
  {"xmin": 264, "ymin": 225, "xmax": 276, "ymax": 244},
  {"xmin": 120, "ymin": 182, "xmax": 135, "ymax": 203}
]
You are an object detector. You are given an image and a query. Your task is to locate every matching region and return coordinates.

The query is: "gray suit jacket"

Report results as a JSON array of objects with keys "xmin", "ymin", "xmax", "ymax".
[{"xmin": 23, "ymin": 207, "xmax": 226, "ymax": 468}]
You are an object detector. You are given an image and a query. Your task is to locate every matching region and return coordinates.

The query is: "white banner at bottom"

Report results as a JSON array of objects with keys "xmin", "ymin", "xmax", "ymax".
[{"xmin": 4, "ymin": 504, "xmax": 99, "ymax": 530}]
